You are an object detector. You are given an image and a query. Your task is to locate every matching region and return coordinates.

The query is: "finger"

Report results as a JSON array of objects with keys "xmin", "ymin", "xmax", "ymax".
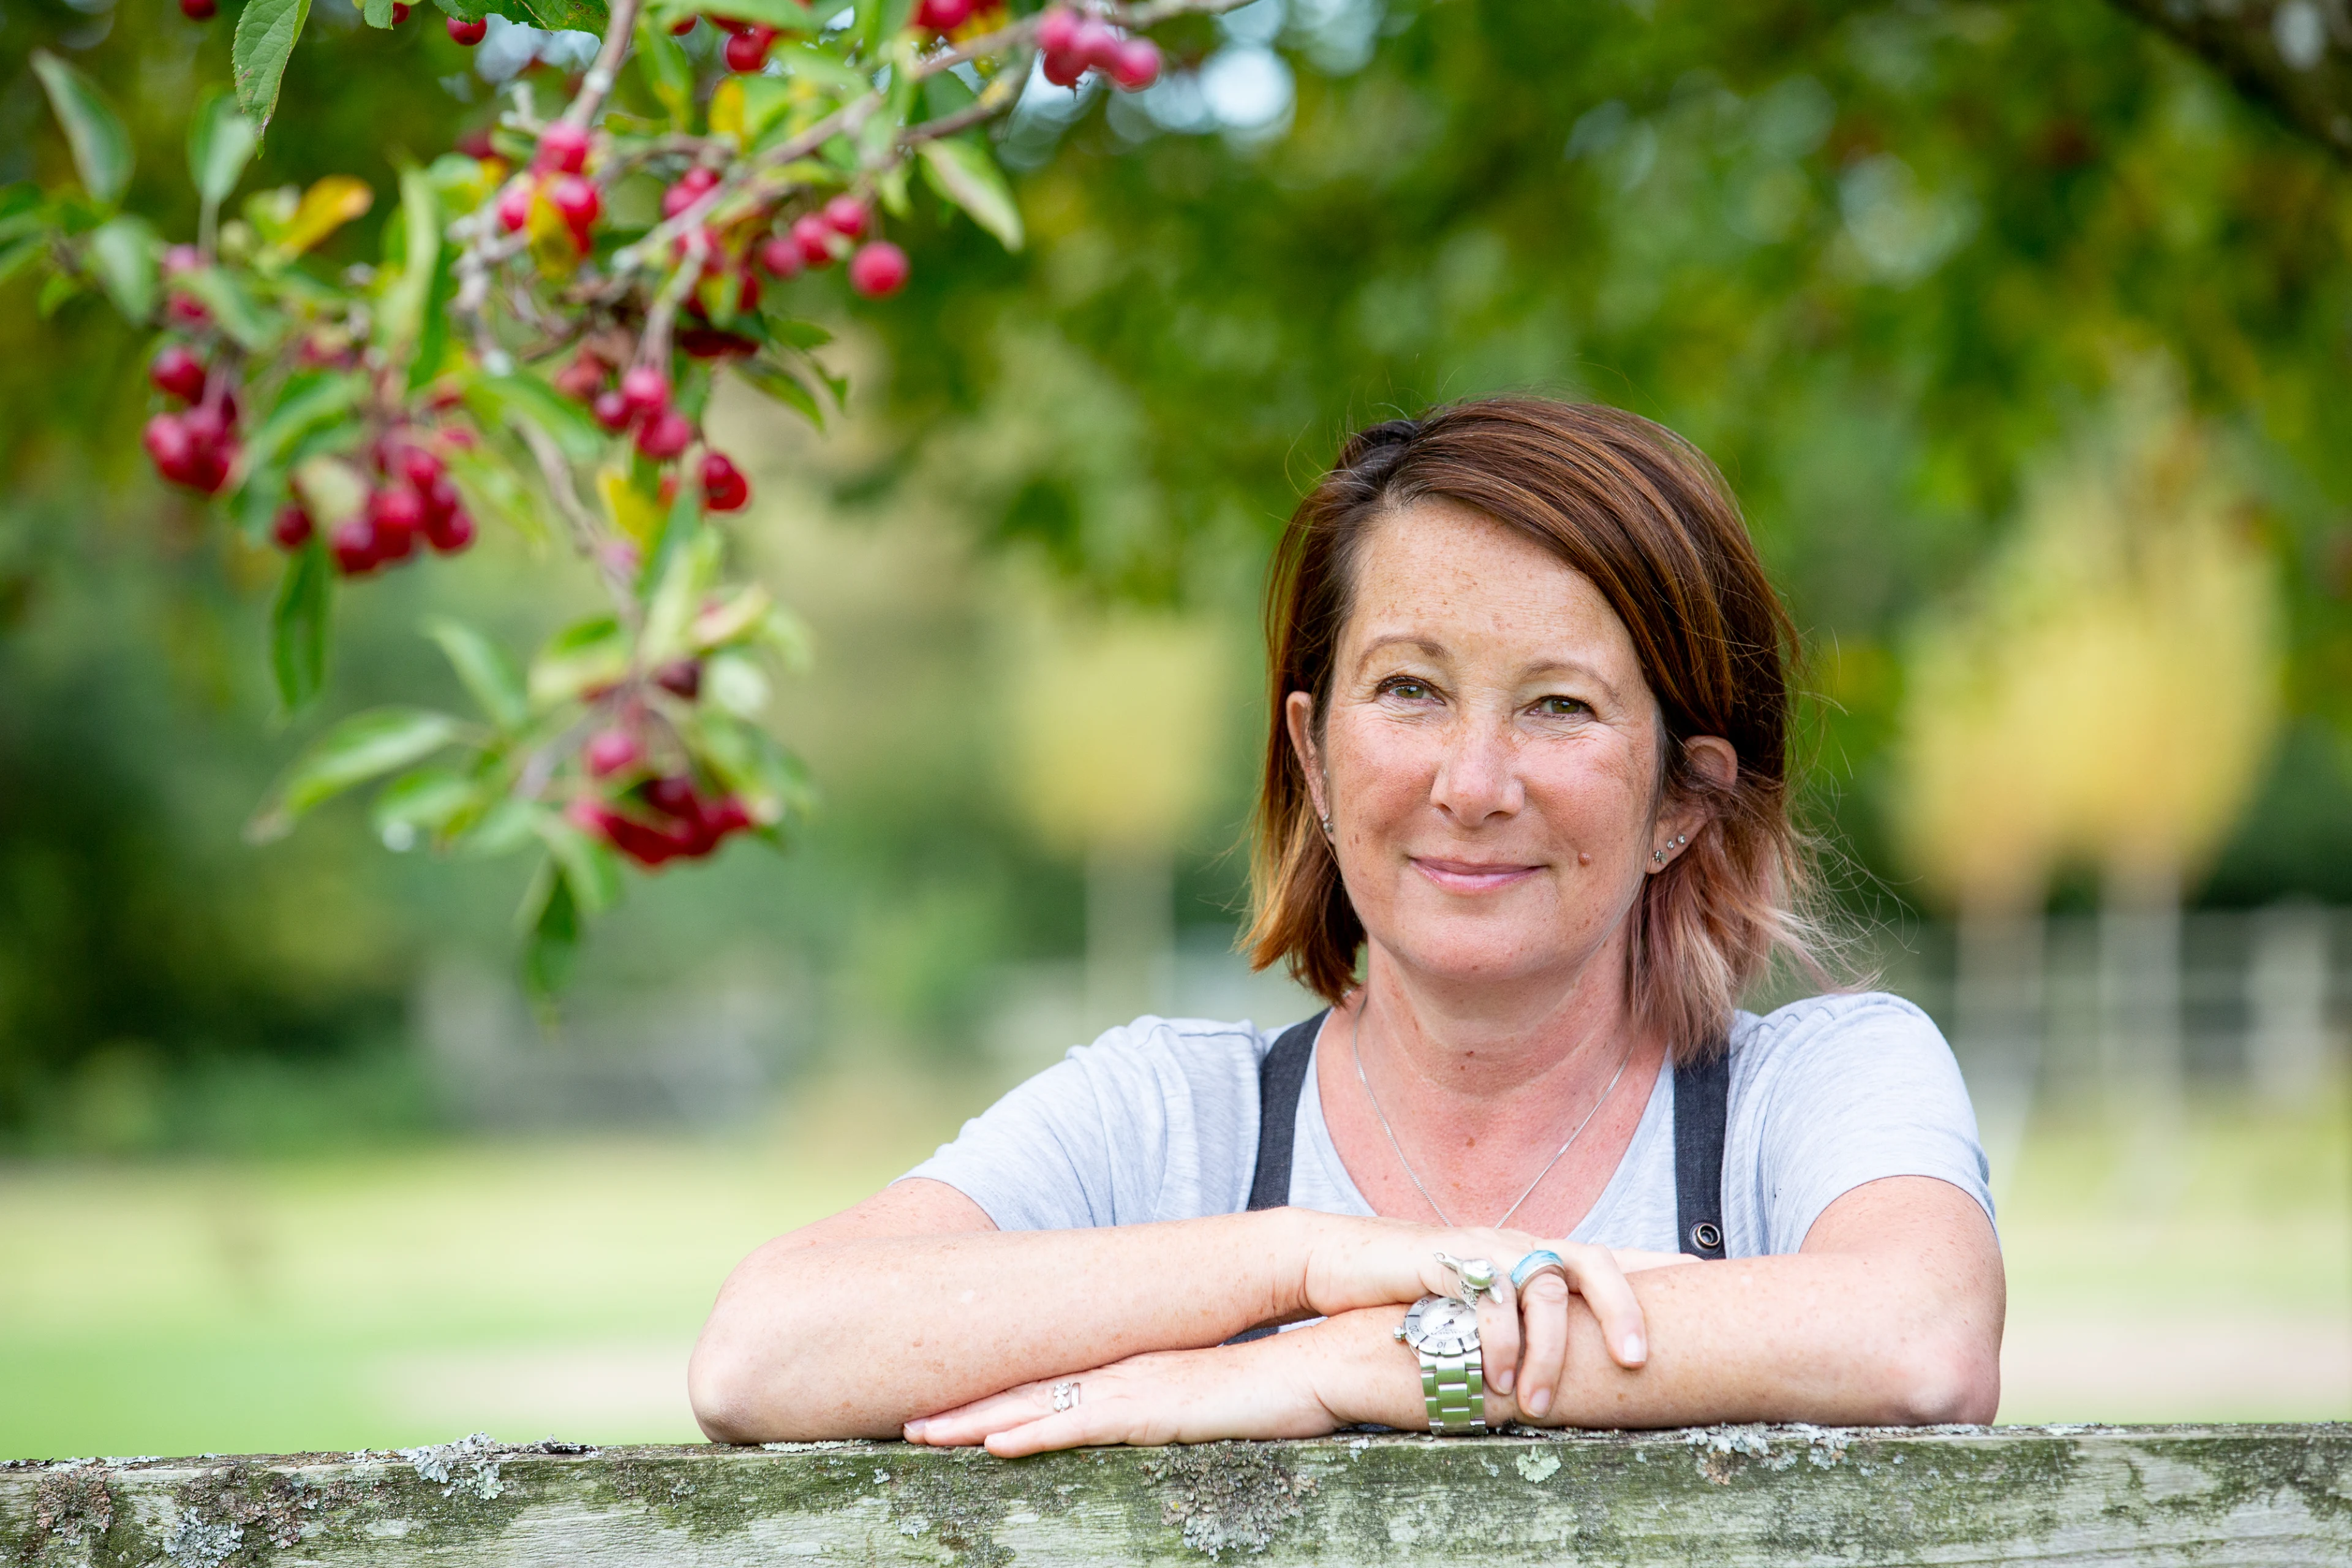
[
  {"xmin": 1561, "ymin": 1243, "xmax": 1649, "ymax": 1368},
  {"xmin": 1479, "ymin": 1273, "xmax": 1521, "ymax": 1397},
  {"xmin": 1513, "ymin": 1273, "xmax": 1572, "ymax": 1419},
  {"xmin": 984, "ymin": 1411, "xmax": 1112, "ymax": 1458},
  {"xmin": 904, "ymin": 1383, "xmax": 1055, "ymax": 1446}
]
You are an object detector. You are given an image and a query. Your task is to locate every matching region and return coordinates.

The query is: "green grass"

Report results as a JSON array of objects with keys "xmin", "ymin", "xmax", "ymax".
[{"xmin": 1, "ymin": 1076, "xmax": 2344, "ymax": 1457}]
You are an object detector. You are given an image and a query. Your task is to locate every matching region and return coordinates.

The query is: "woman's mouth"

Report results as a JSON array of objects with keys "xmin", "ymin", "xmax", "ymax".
[{"xmin": 1411, "ymin": 856, "xmax": 1542, "ymax": 894}]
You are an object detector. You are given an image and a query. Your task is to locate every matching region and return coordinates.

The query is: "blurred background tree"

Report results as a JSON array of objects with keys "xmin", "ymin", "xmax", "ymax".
[{"xmin": 5, "ymin": 0, "xmax": 2352, "ymax": 1150}]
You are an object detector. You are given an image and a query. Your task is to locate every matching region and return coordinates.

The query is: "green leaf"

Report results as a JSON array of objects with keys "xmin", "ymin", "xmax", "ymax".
[
  {"xmin": 86, "ymin": 216, "xmax": 160, "ymax": 324},
  {"xmin": 175, "ymin": 266, "xmax": 273, "ymax": 350},
  {"xmin": 853, "ymin": 0, "xmax": 911, "ymax": 61},
  {"xmin": 247, "ymin": 707, "xmax": 464, "ymax": 842},
  {"xmin": 707, "ymin": 0, "xmax": 816, "ymax": 31},
  {"xmin": 922, "ymin": 69, "xmax": 976, "ymax": 122},
  {"xmin": 241, "ymin": 372, "xmax": 364, "ymax": 483},
  {"xmin": 641, "ymin": 526, "xmax": 719, "ymax": 665},
  {"xmin": 733, "ymin": 356, "xmax": 826, "ymax": 429},
  {"xmin": 688, "ymin": 710, "xmax": 815, "ymax": 829},
  {"xmin": 233, "ymin": 0, "xmax": 312, "ymax": 132},
  {"xmin": 736, "ymin": 77, "xmax": 797, "ymax": 146},
  {"xmin": 533, "ymin": 813, "xmax": 624, "ymax": 916},
  {"xmin": 371, "ymin": 766, "xmax": 484, "ymax": 846},
  {"xmin": 361, "ymin": 0, "xmax": 396, "ymax": 25},
  {"xmin": 423, "ymin": 617, "xmax": 530, "ymax": 732},
  {"xmin": 634, "ymin": 20, "xmax": 696, "ymax": 131},
  {"xmin": 518, "ymin": 855, "xmax": 581, "ymax": 1006},
  {"xmin": 0, "ymin": 237, "xmax": 45, "ymax": 290},
  {"xmin": 511, "ymin": 0, "xmax": 609, "ymax": 33},
  {"xmin": 375, "ymin": 165, "xmax": 442, "ymax": 358},
  {"xmin": 30, "ymin": 51, "xmax": 132, "ymax": 208},
  {"xmin": 270, "ymin": 542, "xmax": 333, "ymax": 715},
  {"xmin": 458, "ymin": 797, "xmax": 541, "ymax": 857},
  {"xmin": 467, "ymin": 372, "xmax": 608, "ymax": 463},
  {"xmin": 917, "ymin": 137, "xmax": 1023, "ymax": 251},
  {"xmin": 188, "ymin": 89, "xmax": 260, "ymax": 208},
  {"xmin": 529, "ymin": 614, "xmax": 630, "ymax": 710},
  {"xmin": 36, "ymin": 270, "xmax": 83, "ymax": 318}
]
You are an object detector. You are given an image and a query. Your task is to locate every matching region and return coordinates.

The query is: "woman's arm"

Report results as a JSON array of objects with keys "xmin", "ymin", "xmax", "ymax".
[
  {"xmin": 908, "ymin": 1174, "xmax": 2001, "ymax": 1454},
  {"xmin": 687, "ymin": 1178, "xmax": 1654, "ymax": 1443}
]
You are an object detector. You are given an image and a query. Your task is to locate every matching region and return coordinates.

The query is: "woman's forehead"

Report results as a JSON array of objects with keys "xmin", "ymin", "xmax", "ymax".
[{"xmin": 1343, "ymin": 499, "xmax": 1645, "ymax": 682}]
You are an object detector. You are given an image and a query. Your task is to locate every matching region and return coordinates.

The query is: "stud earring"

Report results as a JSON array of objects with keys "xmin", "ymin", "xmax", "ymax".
[
  {"xmin": 1321, "ymin": 815, "xmax": 1334, "ymax": 836},
  {"xmin": 1653, "ymin": 848, "xmax": 1666, "ymax": 865}
]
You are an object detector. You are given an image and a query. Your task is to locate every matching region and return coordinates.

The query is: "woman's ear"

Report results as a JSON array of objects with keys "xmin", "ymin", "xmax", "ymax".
[
  {"xmin": 1284, "ymin": 690, "xmax": 1328, "ymax": 823},
  {"xmin": 1654, "ymin": 735, "xmax": 1736, "ymax": 867}
]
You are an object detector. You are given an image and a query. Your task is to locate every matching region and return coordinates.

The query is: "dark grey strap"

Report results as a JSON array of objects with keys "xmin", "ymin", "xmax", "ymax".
[
  {"xmin": 1245, "ymin": 1010, "xmax": 1327, "ymax": 1212},
  {"xmin": 1227, "ymin": 1010, "xmax": 1327, "ymax": 1344},
  {"xmin": 1672, "ymin": 1047, "xmax": 1732, "ymax": 1259}
]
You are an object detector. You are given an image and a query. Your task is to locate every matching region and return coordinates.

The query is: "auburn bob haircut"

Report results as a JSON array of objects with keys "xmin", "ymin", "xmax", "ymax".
[{"xmin": 1243, "ymin": 397, "xmax": 1825, "ymax": 1062}]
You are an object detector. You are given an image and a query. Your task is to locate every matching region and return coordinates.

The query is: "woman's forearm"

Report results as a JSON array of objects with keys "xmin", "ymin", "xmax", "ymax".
[
  {"xmin": 1305, "ymin": 1234, "xmax": 1999, "ymax": 1431},
  {"xmin": 689, "ymin": 1208, "xmax": 1319, "ymax": 1441}
]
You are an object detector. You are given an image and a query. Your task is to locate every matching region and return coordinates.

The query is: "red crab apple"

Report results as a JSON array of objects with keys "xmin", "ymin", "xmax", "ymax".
[
  {"xmin": 915, "ymin": 0, "xmax": 973, "ymax": 29},
  {"xmin": 791, "ymin": 214, "xmax": 837, "ymax": 268},
  {"xmin": 535, "ymin": 121, "xmax": 590, "ymax": 175},
  {"xmin": 848, "ymin": 241, "xmax": 909, "ymax": 299},
  {"xmin": 757, "ymin": 235, "xmax": 802, "ymax": 278},
  {"xmin": 180, "ymin": 0, "xmax": 217, "ymax": 18},
  {"xmin": 149, "ymin": 345, "xmax": 207, "ymax": 403},
  {"xmin": 821, "ymin": 195, "xmax": 868, "ymax": 239},
  {"xmin": 273, "ymin": 503, "xmax": 315, "ymax": 551},
  {"xmin": 448, "ymin": 15, "xmax": 487, "ymax": 44},
  {"xmin": 592, "ymin": 390, "xmax": 633, "ymax": 431},
  {"xmin": 620, "ymin": 366, "xmax": 671, "ymax": 418},
  {"xmin": 1036, "ymin": 7, "xmax": 1080, "ymax": 56},
  {"xmin": 724, "ymin": 24, "xmax": 776, "ymax": 71},
  {"xmin": 701, "ymin": 451, "xmax": 750, "ymax": 511},
  {"xmin": 635, "ymin": 409, "xmax": 695, "ymax": 460},
  {"xmin": 1109, "ymin": 38, "xmax": 1161, "ymax": 90},
  {"xmin": 584, "ymin": 729, "xmax": 644, "ymax": 777}
]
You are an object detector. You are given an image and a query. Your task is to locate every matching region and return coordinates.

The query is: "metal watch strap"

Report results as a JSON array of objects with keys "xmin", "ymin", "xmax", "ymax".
[{"xmin": 1420, "ymin": 1350, "xmax": 1486, "ymax": 1434}]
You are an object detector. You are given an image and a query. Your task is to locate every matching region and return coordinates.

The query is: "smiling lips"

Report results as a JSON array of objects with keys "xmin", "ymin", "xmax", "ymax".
[{"xmin": 1411, "ymin": 856, "xmax": 1542, "ymax": 894}]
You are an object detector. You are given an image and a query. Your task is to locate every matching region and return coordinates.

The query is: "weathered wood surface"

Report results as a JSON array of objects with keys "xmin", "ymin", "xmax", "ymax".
[{"xmin": 7, "ymin": 1425, "xmax": 2350, "ymax": 1567}]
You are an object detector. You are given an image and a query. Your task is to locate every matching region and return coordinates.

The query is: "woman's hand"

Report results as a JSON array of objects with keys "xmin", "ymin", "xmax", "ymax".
[
  {"xmin": 903, "ymin": 1335, "xmax": 1344, "ymax": 1458},
  {"xmin": 1296, "ymin": 1213, "xmax": 1668, "ymax": 1411}
]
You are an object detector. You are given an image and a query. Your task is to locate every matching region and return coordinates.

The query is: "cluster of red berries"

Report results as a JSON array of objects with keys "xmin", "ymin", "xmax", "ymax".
[
  {"xmin": 549, "ymin": 353, "xmax": 752, "ymax": 511},
  {"xmin": 1037, "ymin": 7, "xmax": 1161, "ymax": 91},
  {"xmin": 310, "ymin": 443, "xmax": 477, "ymax": 576},
  {"xmin": 142, "ymin": 345, "xmax": 239, "ymax": 494},
  {"xmin": 497, "ymin": 122, "xmax": 601, "ymax": 251},
  {"xmin": 570, "ymin": 742, "xmax": 753, "ymax": 867},
  {"xmin": 752, "ymin": 194, "xmax": 910, "ymax": 300}
]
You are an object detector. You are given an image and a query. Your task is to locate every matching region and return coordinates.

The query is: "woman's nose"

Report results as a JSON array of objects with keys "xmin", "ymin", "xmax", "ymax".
[{"xmin": 1429, "ymin": 712, "xmax": 1523, "ymax": 825}]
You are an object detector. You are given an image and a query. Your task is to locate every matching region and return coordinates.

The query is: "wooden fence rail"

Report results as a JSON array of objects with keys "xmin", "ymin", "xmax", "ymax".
[{"xmin": 8, "ymin": 1425, "xmax": 2350, "ymax": 1567}]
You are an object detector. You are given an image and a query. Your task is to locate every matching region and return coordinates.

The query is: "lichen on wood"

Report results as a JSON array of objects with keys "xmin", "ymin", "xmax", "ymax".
[{"xmin": 5, "ymin": 1425, "xmax": 2350, "ymax": 1567}]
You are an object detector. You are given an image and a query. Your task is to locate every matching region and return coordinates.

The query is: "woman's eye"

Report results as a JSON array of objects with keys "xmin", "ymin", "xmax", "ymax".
[
  {"xmin": 1534, "ymin": 696, "xmax": 1590, "ymax": 717},
  {"xmin": 1379, "ymin": 678, "xmax": 1435, "ymax": 701}
]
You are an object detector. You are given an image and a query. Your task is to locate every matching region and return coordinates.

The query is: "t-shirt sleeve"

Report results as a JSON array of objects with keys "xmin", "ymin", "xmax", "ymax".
[
  {"xmin": 896, "ymin": 1019, "xmax": 1262, "ymax": 1231},
  {"xmin": 1730, "ymin": 993, "xmax": 1995, "ymax": 1256}
]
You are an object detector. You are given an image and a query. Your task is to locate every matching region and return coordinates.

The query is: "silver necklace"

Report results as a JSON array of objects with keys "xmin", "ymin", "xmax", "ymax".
[{"xmin": 1349, "ymin": 1000, "xmax": 1634, "ymax": 1231}]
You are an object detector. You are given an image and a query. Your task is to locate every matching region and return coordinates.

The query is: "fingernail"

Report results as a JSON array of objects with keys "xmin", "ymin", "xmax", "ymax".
[
  {"xmin": 1527, "ymin": 1389, "xmax": 1551, "ymax": 1417},
  {"xmin": 903, "ymin": 1420, "xmax": 927, "ymax": 1439},
  {"xmin": 1494, "ymin": 1368, "xmax": 1514, "ymax": 1395},
  {"xmin": 1622, "ymin": 1336, "xmax": 1646, "ymax": 1365}
]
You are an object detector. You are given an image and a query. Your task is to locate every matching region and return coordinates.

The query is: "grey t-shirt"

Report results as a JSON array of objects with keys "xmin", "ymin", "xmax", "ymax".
[{"xmin": 904, "ymin": 991, "xmax": 1993, "ymax": 1255}]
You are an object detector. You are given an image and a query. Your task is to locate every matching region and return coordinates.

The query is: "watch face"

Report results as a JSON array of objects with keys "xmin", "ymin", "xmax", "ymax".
[{"xmin": 1403, "ymin": 1295, "xmax": 1480, "ymax": 1357}]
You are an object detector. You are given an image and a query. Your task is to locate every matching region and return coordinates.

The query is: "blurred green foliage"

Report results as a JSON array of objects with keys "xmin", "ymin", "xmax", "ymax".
[{"xmin": 6, "ymin": 0, "xmax": 2352, "ymax": 1147}]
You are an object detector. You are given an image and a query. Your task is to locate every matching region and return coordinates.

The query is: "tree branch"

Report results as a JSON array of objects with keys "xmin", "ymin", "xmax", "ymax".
[{"xmin": 2106, "ymin": 0, "xmax": 2352, "ymax": 162}]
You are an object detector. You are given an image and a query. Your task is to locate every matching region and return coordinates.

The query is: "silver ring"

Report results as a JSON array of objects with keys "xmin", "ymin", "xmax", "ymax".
[
  {"xmin": 1434, "ymin": 1251, "xmax": 1500, "ymax": 1303},
  {"xmin": 1510, "ymin": 1249, "xmax": 1568, "ymax": 1291},
  {"xmin": 1050, "ymin": 1380, "xmax": 1080, "ymax": 1412}
]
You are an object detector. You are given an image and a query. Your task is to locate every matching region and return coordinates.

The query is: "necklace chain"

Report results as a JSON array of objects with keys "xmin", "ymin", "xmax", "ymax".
[{"xmin": 1348, "ymin": 998, "xmax": 1634, "ymax": 1231}]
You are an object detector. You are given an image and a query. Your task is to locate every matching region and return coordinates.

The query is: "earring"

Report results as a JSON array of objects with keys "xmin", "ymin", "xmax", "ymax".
[
  {"xmin": 1652, "ymin": 849, "xmax": 1666, "ymax": 865},
  {"xmin": 1321, "ymin": 815, "xmax": 1335, "ymax": 836}
]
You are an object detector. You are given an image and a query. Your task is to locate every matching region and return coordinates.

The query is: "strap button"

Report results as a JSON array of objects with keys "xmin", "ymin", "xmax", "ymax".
[{"xmin": 1689, "ymin": 1221, "xmax": 1723, "ymax": 1252}]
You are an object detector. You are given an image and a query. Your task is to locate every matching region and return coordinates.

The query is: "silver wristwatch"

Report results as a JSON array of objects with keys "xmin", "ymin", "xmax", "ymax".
[{"xmin": 1395, "ymin": 1293, "xmax": 1486, "ymax": 1434}]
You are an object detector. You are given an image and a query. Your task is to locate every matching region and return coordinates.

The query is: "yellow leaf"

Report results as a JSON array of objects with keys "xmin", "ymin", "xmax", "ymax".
[
  {"xmin": 597, "ymin": 467, "xmax": 664, "ymax": 545},
  {"xmin": 709, "ymin": 77, "xmax": 745, "ymax": 143},
  {"xmin": 273, "ymin": 176, "xmax": 375, "ymax": 258}
]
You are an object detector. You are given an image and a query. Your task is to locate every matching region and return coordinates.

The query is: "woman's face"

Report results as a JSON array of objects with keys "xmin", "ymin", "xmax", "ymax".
[{"xmin": 1287, "ymin": 498, "xmax": 1721, "ymax": 1001}]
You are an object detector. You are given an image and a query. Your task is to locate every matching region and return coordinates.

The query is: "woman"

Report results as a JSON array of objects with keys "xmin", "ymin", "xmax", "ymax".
[{"xmin": 690, "ymin": 398, "xmax": 2002, "ymax": 1452}]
